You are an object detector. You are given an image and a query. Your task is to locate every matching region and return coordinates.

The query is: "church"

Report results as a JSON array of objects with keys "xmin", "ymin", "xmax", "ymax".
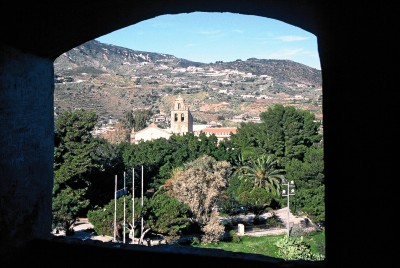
[{"xmin": 130, "ymin": 96, "xmax": 236, "ymax": 144}]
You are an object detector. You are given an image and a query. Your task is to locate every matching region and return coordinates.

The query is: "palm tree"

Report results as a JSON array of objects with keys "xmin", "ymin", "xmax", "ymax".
[
  {"xmin": 240, "ymin": 154, "xmax": 286, "ymax": 196},
  {"xmin": 231, "ymin": 153, "xmax": 248, "ymax": 176}
]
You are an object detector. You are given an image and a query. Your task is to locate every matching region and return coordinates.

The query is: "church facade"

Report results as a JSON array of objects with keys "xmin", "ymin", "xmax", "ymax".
[{"xmin": 130, "ymin": 123, "xmax": 172, "ymax": 144}]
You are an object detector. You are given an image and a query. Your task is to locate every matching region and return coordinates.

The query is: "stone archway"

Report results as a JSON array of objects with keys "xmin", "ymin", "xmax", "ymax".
[
  {"xmin": 1, "ymin": 1, "xmax": 397, "ymax": 267},
  {"xmin": 1, "ymin": 1, "xmax": 324, "ymax": 252}
]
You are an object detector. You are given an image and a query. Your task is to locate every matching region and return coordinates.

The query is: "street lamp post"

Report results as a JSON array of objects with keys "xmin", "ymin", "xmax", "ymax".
[{"xmin": 282, "ymin": 180, "xmax": 295, "ymax": 237}]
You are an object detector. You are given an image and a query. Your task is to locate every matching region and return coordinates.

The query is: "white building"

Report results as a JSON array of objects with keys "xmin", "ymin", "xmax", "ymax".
[
  {"xmin": 130, "ymin": 123, "xmax": 171, "ymax": 144},
  {"xmin": 130, "ymin": 95, "xmax": 236, "ymax": 144},
  {"xmin": 130, "ymin": 95, "xmax": 193, "ymax": 144},
  {"xmin": 200, "ymin": 127, "xmax": 238, "ymax": 143}
]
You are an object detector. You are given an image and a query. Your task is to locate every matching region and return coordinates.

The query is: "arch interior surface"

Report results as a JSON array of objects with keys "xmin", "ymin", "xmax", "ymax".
[{"xmin": 0, "ymin": 1, "xmax": 396, "ymax": 267}]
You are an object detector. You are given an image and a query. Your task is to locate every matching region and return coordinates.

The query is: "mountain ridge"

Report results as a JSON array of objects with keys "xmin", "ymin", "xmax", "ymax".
[{"xmin": 54, "ymin": 40, "xmax": 322, "ymax": 124}]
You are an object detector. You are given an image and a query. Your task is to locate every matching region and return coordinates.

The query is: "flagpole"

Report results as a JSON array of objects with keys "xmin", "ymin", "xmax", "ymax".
[
  {"xmin": 141, "ymin": 165, "xmax": 144, "ymax": 243},
  {"xmin": 113, "ymin": 174, "xmax": 117, "ymax": 242},
  {"xmin": 123, "ymin": 171, "xmax": 126, "ymax": 244},
  {"xmin": 132, "ymin": 167, "xmax": 135, "ymax": 243}
]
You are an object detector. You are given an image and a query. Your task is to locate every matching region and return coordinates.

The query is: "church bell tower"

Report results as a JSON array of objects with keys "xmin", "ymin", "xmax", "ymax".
[{"xmin": 170, "ymin": 95, "xmax": 193, "ymax": 134}]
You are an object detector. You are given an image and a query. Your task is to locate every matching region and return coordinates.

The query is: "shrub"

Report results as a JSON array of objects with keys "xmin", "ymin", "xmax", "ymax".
[
  {"xmin": 264, "ymin": 212, "xmax": 285, "ymax": 228},
  {"xmin": 228, "ymin": 230, "xmax": 241, "ymax": 243},
  {"xmin": 274, "ymin": 235, "xmax": 324, "ymax": 261},
  {"xmin": 191, "ymin": 236, "xmax": 201, "ymax": 246},
  {"xmin": 201, "ymin": 210, "xmax": 225, "ymax": 244}
]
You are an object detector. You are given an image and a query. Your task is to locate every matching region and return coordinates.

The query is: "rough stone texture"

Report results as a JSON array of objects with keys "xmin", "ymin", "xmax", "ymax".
[
  {"xmin": 0, "ymin": 46, "xmax": 54, "ymax": 252},
  {"xmin": 0, "ymin": 1, "xmax": 396, "ymax": 267}
]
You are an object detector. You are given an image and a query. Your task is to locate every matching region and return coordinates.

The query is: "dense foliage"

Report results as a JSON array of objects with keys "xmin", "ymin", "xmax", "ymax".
[
  {"xmin": 53, "ymin": 109, "xmax": 124, "ymax": 234},
  {"xmin": 275, "ymin": 235, "xmax": 324, "ymax": 260},
  {"xmin": 55, "ymin": 104, "xmax": 325, "ymax": 244},
  {"xmin": 146, "ymin": 192, "xmax": 192, "ymax": 242},
  {"xmin": 230, "ymin": 104, "xmax": 324, "ymax": 224},
  {"xmin": 53, "ymin": 109, "xmax": 99, "ymax": 234},
  {"xmin": 87, "ymin": 195, "xmax": 146, "ymax": 239}
]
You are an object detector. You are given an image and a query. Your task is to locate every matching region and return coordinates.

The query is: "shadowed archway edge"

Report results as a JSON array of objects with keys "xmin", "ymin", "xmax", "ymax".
[
  {"xmin": 1, "ymin": 1, "xmax": 397, "ymax": 267},
  {"xmin": 1, "ymin": 0, "xmax": 323, "ymax": 60}
]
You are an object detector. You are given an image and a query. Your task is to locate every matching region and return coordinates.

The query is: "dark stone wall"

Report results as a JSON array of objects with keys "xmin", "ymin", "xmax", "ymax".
[
  {"xmin": 0, "ymin": 45, "xmax": 54, "ymax": 254},
  {"xmin": 0, "ymin": 1, "xmax": 396, "ymax": 267}
]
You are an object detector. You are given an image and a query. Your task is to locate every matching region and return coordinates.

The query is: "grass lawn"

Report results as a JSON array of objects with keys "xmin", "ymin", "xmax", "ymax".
[{"xmin": 196, "ymin": 230, "xmax": 325, "ymax": 260}]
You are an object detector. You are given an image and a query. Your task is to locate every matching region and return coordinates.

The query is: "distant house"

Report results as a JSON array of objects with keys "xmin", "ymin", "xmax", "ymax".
[
  {"xmin": 153, "ymin": 114, "xmax": 166, "ymax": 123},
  {"xmin": 199, "ymin": 127, "xmax": 237, "ymax": 143},
  {"xmin": 232, "ymin": 115, "xmax": 245, "ymax": 122},
  {"xmin": 192, "ymin": 124, "xmax": 211, "ymax": 136},
  {"xmin": 249, "ymin": 116, "xmax": 261, "ymax": 123}
]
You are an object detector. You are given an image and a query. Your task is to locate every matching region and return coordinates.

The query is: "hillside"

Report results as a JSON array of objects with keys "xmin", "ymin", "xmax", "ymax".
[{"xmin": 54, "ymin": 40, "xmax": 322, "ymax": 124}]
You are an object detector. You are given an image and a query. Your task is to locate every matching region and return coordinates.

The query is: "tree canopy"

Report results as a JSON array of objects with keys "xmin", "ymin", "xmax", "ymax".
[
  {"xmin": 231, "ymin": 104, "xmax": 322, "ymax": 161},
  {"xmin": 60, "ymin": 104, "xmax": 325, "ymax": 238},
  {"xmin": 53, "ymin": 109, "xmax": 99, "ymax": 234}
]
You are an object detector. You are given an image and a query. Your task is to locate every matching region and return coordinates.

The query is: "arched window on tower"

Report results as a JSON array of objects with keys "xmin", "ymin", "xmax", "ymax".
[
  {"xmin": 178, "ymin": 103, "xmax": 181, "ymax": 109},
  {"xmin": 174, "ymin": 113, "xmax": 178, "ymax": 121},
  {"xmin": 181, "ymin": 113, "xmax": 185, "ymax": 122}
]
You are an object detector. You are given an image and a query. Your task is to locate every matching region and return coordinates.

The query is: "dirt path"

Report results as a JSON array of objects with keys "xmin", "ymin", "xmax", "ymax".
[
  {"xmin": 68, "ymin": 218, "xmax": 113, "ymax": 242},
  {"xmin": 241, "ymin": 207, "xmax": 310, "ymax": 237},
  {"xmin": 65, "ymin": 208, "xmax": 311, "ymax": 242}
]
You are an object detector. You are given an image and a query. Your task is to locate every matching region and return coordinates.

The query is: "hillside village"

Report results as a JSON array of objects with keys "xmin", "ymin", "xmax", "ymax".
[{"xmin": 54, "ymin": 40, "xmax": 323, "ymax": 143}]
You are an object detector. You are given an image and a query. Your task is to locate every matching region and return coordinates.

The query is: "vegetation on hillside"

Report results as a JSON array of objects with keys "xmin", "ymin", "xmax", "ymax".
[{"xmin": 54, "ymin": 40, "xmax": 322, "ymax": 123}]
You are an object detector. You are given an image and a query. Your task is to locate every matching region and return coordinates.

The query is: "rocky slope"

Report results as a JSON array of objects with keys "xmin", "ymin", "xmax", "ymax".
[{"xmin": 54, "ymin": 40, "xmax": 322, "ymax": 124}]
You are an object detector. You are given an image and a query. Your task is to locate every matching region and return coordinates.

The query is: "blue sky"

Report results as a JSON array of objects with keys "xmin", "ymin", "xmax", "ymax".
[{"xmin": 97, "ymin": 12, "xmax": 320, "ymax": 70}]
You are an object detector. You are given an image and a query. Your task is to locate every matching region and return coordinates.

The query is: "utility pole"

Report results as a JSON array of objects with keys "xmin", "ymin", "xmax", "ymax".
[
  {"xmin": 282, "ymin": 180, "xmax": 295, "ymax": 237},
  {"xmin": 123, "ymin": 171, "xmax": 126, "ymax": 244},
  {"xmin": 132, "ymin": 167, "xmax": 135, "ymax": 243},
  {"xmin": 141, "ymin": 165, "xmax": 144, "ymax": 243},
  {"xmin": 113, "ymin": 175, "xmax": 117, "ymax": 242}
]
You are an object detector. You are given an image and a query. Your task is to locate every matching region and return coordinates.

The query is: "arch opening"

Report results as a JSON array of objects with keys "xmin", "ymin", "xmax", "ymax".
[{"xmin": 53, "ymin": 10, "xmax": 324, "ymax": 261}]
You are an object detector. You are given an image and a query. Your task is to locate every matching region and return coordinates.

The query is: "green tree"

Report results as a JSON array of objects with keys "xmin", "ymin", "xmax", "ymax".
[
  {"xmin": 85, "ymin": 138, "xmax": 126, "ymax": 209},
  {"xmin": 122, "ymin": 138, "xmax": 174, "ymax": 192},
  {"xmin": 146, "ymin": 192, "xmax": 191, "ymax": 242},
  {"xmin": 53, "ymin": 109, "xmax": 99, "ymax": 234},
  {"xmin": 230, "ymin": 122, "xmax": 267, "ymax": 159},
  {"xmin": 88, "ymin": 191, "xmax": 192, "ymax": 244},
  {"xmin": 122, "ymin": 109, "xmax": 153, "ymax": 132},
  {"xmin": 285, "ymin": 146, "xmax": 325, "ymax": 223},
  {"xmin": 52, "ymin": 187, "xmax": 90, "ymax": 235},
  {"xmin": 211, "ymin": 138, "xmax": 239, "ymax": 162},
  {"xmin": 87, "ymin": 195, "xmax": 146, "ymax": 239},
  {"xmin": 122, "ymin": 132, "xmax": 223, "ymax": 190},
  {"xmin": 240, "ymin": 154, "xmax": 285, "ymax": 195},
  {"xmin": 122, "ymin": 110, "xmax": 135, "ymax": 130},
  {"xmin": 230, "ymin": 104, "xmax": 321, "ymax": 161},
  {"xmin": 236, "ymin": 187, "xmax": 273, "ymax": 218},
  {"xmin": 261, "ymin": 104, "xmax": 321, "ymax": 161},
  {"xmin": 232, "ymin": 154, "xmax": 285, "ymax": 217},
  {"xmin": 133, "ymin": 109, "xmax": 153, "ymax": 131}
]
